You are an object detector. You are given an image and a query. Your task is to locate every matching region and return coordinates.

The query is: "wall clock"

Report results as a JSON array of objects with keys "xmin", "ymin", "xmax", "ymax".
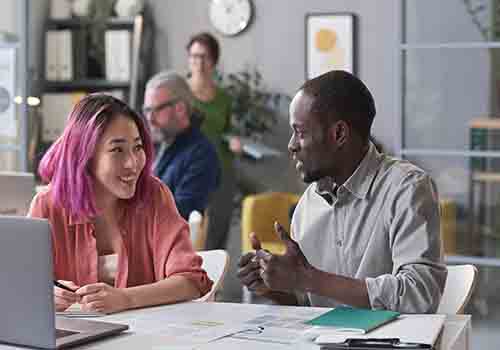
[{"xmin": 209, "ymin": 0, "xmax": 253, "ymax": 36}]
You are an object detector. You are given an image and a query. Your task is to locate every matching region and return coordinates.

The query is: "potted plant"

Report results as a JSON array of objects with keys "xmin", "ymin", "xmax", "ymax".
[{"xmin": 222, "ymin": 67, "xmax": 290, "ymax": 138}]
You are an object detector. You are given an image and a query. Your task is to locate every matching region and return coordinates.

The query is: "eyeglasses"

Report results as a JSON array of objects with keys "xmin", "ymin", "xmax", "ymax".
[
  {"xmin": 189, "ymin": 53, "xmax": 212, "ymax": 62},
  {"xmin": 142, "ymin": 98, "xmax": 180, "ymax": 117}
]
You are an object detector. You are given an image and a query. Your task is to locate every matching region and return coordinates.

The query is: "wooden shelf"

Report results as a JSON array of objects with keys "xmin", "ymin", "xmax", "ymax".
[
  {"xmin": 472, "ymin": 171, "xmax": 500, "ymax": 183},
  {"xmin": 44, "ymin": 80, "xmax": 131, "ymax": 92},
  {"xmin": 46, "ymin": 17, "xmax": 136, "ymax": 30},
  {"xmin": 470, "ymin": 117, "xmax": 500, "ymax": 130}
]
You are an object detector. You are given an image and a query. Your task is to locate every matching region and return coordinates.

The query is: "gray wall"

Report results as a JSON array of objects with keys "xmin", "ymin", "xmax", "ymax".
[{"xmin": 146, "ymin": 0, "xmax": 398, "ymax": 192}]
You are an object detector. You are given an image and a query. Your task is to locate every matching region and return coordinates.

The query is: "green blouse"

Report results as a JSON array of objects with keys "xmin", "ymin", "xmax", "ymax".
[{"xmin": 194, "ymin": 87, "xmax": 233, "ymax": 170}]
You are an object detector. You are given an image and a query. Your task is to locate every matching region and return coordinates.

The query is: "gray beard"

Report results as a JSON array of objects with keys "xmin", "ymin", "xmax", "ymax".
[{"xmin": 150, "ymin": 126, "xmax": 177, "ymax": 145}]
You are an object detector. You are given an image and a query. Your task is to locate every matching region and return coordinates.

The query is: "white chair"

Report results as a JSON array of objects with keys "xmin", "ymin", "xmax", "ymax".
[
  {"xmin": 188, "ymin": 210, "xmax": 209, "ymax": 250},
  {"xmin": 194, "ymin": 249, "xmax": 230, "ymax": 302},
  {"xmin": 437, "ymin": 264, "xmax": 478, "ymax": 314}
]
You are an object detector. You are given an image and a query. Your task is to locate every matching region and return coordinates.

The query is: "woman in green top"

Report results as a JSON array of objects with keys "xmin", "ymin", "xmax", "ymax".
[{"xmin": 186, "ymin": 32, "xmax": 241, "ymax": 250}]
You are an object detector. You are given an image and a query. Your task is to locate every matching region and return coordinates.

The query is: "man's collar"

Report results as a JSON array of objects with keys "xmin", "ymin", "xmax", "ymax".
[
  {"xmin": 315, "ymin": 141, "xmax": 383, "ymax": 200},
  {"xmin": 343, "ymin": 142, "xmax": 382, "ymax": 199},
  {"xmin": 315, "ymin": 177, "xmax": 336, "ymax": 205}
]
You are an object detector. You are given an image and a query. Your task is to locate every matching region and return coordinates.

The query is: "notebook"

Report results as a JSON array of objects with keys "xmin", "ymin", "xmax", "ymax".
[
  {"xmin": 305, "ymin": 306, "xmax": 400, "ymax": 333},
  {"xmin": 314, "ymin": 314, "xmax": 446, "ymax": 348}
]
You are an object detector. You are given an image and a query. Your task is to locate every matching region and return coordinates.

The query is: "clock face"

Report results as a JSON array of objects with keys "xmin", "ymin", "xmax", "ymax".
[{"xmin": 209, "ymin": 0, "xmax": 252, "ymax": 36}]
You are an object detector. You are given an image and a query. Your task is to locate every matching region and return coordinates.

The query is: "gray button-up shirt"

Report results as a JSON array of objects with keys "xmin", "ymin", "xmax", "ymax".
[{"xmin": 291, "ymin": 142, "xmax": 447, "ymax": 313}]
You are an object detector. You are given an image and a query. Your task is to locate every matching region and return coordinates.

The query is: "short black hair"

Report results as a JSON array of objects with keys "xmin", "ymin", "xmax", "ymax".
[
  {"xmin": 186, "ymin": 32, "xmax": 220, "ymax": 65},
  {"xmin": 300, "ymin": 70, "xmax": 376, "ymax": 141}
]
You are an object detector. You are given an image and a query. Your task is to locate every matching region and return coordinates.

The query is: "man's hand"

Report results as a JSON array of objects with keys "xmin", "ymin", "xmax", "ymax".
[
  {"xmin": 76, "ymin": 283, "xmax": 132, "ymax": 314},
  {"xmin": 237, "ymin": 232, "xmax": 270, "ymax": 295},
  {"xmin": 256, "ymin": 222, "xmax": 313, "ymax": 293}
]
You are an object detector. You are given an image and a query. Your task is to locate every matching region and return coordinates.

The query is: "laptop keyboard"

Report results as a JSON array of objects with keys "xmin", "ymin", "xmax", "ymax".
[{"xmin": 55, "ymin": 329, "xmax": 79, "ymax": 339}]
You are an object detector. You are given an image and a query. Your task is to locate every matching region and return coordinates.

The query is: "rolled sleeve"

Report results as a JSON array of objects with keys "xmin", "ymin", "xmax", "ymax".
[
  {"xmin": 366, "ymin": 174, "xmax": 447, "ymax": 313},
  {"xmin": 154, "ymin": 184, "xmax": 213, "ymax": 296}
]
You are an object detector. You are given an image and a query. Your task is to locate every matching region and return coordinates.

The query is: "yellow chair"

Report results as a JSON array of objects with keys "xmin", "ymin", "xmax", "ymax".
[
  {"xmin": 440, "ymin": 199, "xmax": 457, "ymax": 255},
  {"xmin": 241, "ymin": 192, "xmax": 300, "ymax": 254}
]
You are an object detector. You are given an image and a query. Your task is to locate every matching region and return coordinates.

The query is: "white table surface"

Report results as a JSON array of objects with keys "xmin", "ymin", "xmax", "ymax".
[{"xmin": 1, "ymin": 302, "xmax": 471, "ymax": 350}]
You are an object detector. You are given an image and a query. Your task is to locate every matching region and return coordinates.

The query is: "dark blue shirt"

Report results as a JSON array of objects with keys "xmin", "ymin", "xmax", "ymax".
[{"xmin": 154, "ymin": 125, "xmax": 221, "ymax": 220}]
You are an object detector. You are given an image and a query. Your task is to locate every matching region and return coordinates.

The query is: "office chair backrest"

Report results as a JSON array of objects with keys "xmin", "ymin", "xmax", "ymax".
[
  {"xmin": 195, "ymin": 250, "xmax": 230, "ymax": 302},
  {"xmin": 188, "ymin": 209, "xmax": 209, "ymax": 250},
  {"xmin": 241, "ymin": 192, "xmax": 300, "ymax": 254},
  {"xmin": 437, "ymin": 264, "xmax": 478, "ymax": 314}
]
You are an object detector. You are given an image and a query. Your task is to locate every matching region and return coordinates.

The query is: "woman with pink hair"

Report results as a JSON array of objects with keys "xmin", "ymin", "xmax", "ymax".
[{"xmin": 29, "ymin": 94, "xmax": 212, "ymax": 314}]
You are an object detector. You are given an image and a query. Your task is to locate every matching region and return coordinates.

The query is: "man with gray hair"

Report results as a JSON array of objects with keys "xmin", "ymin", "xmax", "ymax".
[{"xmin": 143, "ymin": 70, "xmax": 221, "ymax": 220}]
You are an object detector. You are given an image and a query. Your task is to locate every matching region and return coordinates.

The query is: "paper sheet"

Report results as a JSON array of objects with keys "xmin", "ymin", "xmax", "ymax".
[
  {"xmin": 227, "ymin": 312, "xmax": 317, "ymax": 344},
  {"xmin": 56, "ymin": 303, "xmax": 105, "ymax": 318}
]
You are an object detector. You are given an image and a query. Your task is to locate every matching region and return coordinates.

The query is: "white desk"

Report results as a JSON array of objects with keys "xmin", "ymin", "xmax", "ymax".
[
  {"xmin": 0, "ymin": 302, "xmax": 471, "ymax": 349},
  {"xmin": 72, "ymin": 302, "xmax": 470, "ymax": 350}
]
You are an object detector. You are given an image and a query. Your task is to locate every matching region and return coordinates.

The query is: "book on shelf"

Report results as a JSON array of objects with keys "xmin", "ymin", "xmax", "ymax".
[
  {"xmin": 45, "ymin": 31, "xmax": 58, "ymax": 81},
  {"xmin": 104, "ymin": 30, "xmax": 131, "ymax": 82},
  {"xmin": 469, "ymin": 117, "xmax": 500, "ymax": 171},
  {"xmin": 470, "ymin": 127, "xmax": 487, "ymax": 170},
  {"xmin": 45, "ymin": 30, "xmax": 74, "ymax": 81},
  {"xmin": 49, "ymin": 0, "xmax": 71, "ymax": 20}
]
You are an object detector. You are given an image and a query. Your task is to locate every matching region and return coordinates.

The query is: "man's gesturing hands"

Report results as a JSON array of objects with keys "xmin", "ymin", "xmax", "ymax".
[{"xmin": 237, "ymin": 222, "xmax": 313, "ymax": 293}]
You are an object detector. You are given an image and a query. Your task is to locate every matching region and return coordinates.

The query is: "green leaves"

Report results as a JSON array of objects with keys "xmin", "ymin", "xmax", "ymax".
[{"xmin": 222, "ymin": 68, "xmax": 291, "ymax": 137}]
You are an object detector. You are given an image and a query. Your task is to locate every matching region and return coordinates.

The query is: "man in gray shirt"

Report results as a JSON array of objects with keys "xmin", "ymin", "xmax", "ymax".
[{"xmin": 237, "ymin": 70, "xmax": 446, "ymax": 313}]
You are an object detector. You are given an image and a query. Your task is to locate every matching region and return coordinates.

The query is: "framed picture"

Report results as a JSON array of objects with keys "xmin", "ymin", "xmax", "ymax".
[{"xmin": 305, "ymin": 13, "xmax": 355, "ymax": 80}]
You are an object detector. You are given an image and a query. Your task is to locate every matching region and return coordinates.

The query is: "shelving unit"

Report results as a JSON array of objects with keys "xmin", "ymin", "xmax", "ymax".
[
  {"xmin": 34, "ymin": 12, "xmax": 150, "ymax": 173},
  {"xmin": 469, "ymin": 117, "xmax": 500, "ymax": 246},
  {"xmin": 43, "ymin": 80, "xmax": 131, "ymax": 92},
  {"xmin": 42, "ymin": 14, "xmax": 144, "ymax": 108},
  {"xmin": 395, "ymin": 1, "xmax": 500, "ymax": 268}
]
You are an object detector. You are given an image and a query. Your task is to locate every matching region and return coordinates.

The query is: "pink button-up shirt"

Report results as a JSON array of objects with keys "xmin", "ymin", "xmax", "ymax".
[{"xmin": 29, "ymin": 176, "xmax": 213, "ymax": 296}]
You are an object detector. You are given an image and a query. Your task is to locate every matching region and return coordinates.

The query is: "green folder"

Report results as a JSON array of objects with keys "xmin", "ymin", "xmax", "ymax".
[{"xmin": 305, "ymin": 306, "xmax": 400, "ymax": 333}]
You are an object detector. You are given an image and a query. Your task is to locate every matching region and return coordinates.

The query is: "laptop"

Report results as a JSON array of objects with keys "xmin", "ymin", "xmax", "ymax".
[
  {"xmin": 0, "ymin": 171, "xmax": 35, "ymax": 216},
  {"xmin": 0, "ymin": 216, "xmax": 128, "ymax": 349}
]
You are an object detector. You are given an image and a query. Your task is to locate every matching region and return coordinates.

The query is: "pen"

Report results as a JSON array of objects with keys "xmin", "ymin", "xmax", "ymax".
[{"xmin": 53, "ymin": 280, "xmax": 77, "ymax": 293}]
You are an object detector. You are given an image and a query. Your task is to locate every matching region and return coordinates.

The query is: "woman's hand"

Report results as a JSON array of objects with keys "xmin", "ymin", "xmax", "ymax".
[
  {"xmin": 54, "ymin": 280, "xmax": 80, "ymax": 311},
  {"xmin": 76, "ymin": 283, "xmax": 132, "ymax": 314},
  {"xmin": 229, "ymin": 136, "xmax": 243, "ymax": 154}
]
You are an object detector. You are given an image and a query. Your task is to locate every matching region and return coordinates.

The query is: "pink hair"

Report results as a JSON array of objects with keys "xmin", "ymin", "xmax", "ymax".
[{"xmin": 39, "ymin": 94, "xmax": 155, "ymax": 220}]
